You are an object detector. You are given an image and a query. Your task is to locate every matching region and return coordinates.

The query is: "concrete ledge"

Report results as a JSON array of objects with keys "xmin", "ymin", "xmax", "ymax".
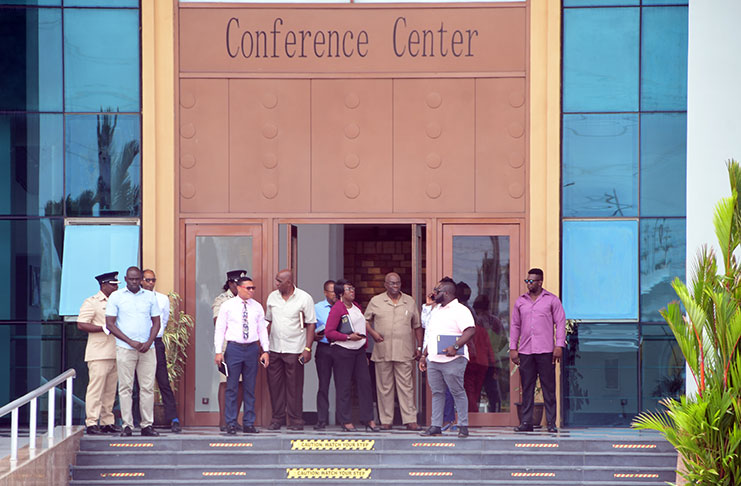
[{"xmin": 0, "ymin": 426, "xmax": 84, "ymax": 486}]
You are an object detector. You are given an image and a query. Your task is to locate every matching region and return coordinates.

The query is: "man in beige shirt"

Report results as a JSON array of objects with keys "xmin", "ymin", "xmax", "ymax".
[
  {"xmin": 77, "ymin": 272, "xmax": 120, "ymax": 435},
  {"xmin": 365, "ymin": 272, "xmax": 423, "ymax": 430}
]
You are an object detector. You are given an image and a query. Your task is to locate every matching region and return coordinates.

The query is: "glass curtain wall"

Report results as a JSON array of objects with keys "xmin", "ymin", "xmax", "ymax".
[
  {"xmin": 0, "ymin": 1, "xmax": 141, "ymax": 424},
  {"xmin": 561, "ymin": 0, "xmax": 687, "ymax": 426}
]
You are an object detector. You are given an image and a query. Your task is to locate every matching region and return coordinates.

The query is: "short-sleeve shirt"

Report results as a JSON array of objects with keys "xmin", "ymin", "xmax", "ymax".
[
  {"xmin": 155, "ymin": 291, "xmax": 170, "ymax": 338},
  {"xmin": 212, "ymin": 289, "xmax": 235, "ymax": 320},
  {"xmin": 78, "ymin": 291, "xmax": 117, "ymax": 361},
  {"xmin": 105, "ymin": 287, "xmax": 160, "ymax": 350},
  {"xmin": 265, "ymin": 287, "xmax": 317, "ymax": 354},
  {"xmin": 424, "ymin": 298, "xmax": 475, "ymax": 364},
  {"xmin": 314, "ymin": 299, "xmax": 333, "ymax": 344},
  {"xmin": 364, "ymin": 292, "xmax": 421, "ymax": 362}
]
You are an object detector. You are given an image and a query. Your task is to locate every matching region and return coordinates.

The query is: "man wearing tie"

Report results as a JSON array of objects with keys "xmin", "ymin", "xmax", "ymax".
[{"xmin": 214, "ymin": 276, "xmax": 270, "ymax": 435}]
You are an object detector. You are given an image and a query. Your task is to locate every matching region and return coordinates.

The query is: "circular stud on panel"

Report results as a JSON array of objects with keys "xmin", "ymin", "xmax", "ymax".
[
  {"xmin": 345, "ymin": 153, "xmax": 360, "ymax": 169},
  {"xmin": 262, "ymin": 93, "xmax": 278, "ymax": 109},
  {"xmin": 344, "ymin": 182, "xmax": 360, "ymax": 199},
  {"xmin": 426, "ymin": 92, "xmax": 442, "ymax": 109},
  {"xmin": 425, "ymin": 122, "xmax": 442, "ymax": 139},
  {"xmin": 508, "ymin": 151, "xmax": 525, "ymax": 169},
  {"xmin": 426, "ymin": 153, "xmax": 442, "ymax": 169},
  {"xmin": 263, "ymin": 153, "xmax": 278, "ymax": 169},
  {"xmin": 262, "ymin": 183, "xmax": 278, "ymax": 199},
  {"xmin": 180, "ymin": 123, "xmax": 196, "ymax": 139},
  {"xmin": 508, "ymin": 90, "xmax": 525, "ymax": 108},
  {"xmin": 180, "ymin": 153, "xmax": 196, "ymax": 169},
  {"xmin": 180, "ymin": 183, "xmax": 196, "ymax": 199},
  {"xmin": 508, "ymin": 182, "xmax": 525, "ymax": 199},
  {"xmin": 507, "ymin": 122, "xmax": 525, "ymax": 139},
  {"xmin": 262, "ymin": 123, "xmax": 278, "ymax": 139},
  {"xmin": 344, "ymin": 123, "xmax": 360, "ymax": 139},
  {"xmin": 180, "ymin": 92, "xmax": 196, "ymax": 109},
  {"xmin": 345, "ymin": 93, "xmax": 360, "ymax": 109},
  {"xmin": 426, "ymin": 183, "xmax": 442, "ymax": 199}
]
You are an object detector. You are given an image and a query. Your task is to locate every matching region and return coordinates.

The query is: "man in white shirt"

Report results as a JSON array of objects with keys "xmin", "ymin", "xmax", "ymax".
[
  {"xmin": 106, "ymin": 266, "xmax": 161, "ymax": 437},
  {"xmin": 419, "ymin": 277, "xmax": 476, "ymax": 438},
  {"xmin": 214, "ymin": 276, "xmax": 270, "ymax": 434},
  {"xmin": 264, "ymin": 269, "xmax": 317, "ymax": 431},
  {"xmin": 140, "ymin": 269, "xmax": 181, "ymax": 433}
]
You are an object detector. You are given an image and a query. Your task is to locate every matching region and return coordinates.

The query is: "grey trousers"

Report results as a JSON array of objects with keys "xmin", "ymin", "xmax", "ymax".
[{"xmin": 427, "ymin": 357, "xmax": 469, "ymax": 427}]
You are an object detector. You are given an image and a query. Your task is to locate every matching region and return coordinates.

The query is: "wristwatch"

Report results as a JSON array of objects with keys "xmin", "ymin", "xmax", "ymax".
[{"xmin": 453, "ymin": 343, "xmax": 460, "ymax": 351}]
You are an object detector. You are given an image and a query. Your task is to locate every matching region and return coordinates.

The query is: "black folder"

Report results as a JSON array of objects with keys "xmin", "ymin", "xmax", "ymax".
[
  {"xmin": 218, "ymin": 362, "xmax": 229, "ymax": 377},
  {"xmin": 436, "ymin": 334, "xmax": 464, "ymax": 355},
  {"xmin": 338, "ymin": 314, "xmax": 354, "ymax": 335}
]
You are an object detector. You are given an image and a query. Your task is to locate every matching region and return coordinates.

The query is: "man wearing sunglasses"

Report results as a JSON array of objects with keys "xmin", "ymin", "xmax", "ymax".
[{"xmin": 509, "ymin": 268, "xmax": 566, "ymax": 433}]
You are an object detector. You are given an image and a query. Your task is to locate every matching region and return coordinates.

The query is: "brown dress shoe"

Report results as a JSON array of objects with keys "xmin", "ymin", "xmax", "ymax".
[
  {"xmin": 404, "ymin": 423, "xmax": 419, "ymax": 431},
  {"xmin": 380, "ymin": 424, "xmax": 392, "ymax": 430}
]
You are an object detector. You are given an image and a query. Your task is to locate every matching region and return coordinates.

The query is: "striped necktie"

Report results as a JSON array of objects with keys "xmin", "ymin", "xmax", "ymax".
[{"xmin": 242, "ymin": 300, "xmax": 250, "ymax": 341}]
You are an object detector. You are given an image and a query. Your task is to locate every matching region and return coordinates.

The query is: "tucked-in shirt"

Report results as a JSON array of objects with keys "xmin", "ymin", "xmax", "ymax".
[
  {"xmin": 364, "ymin": 292, "xmax": 420, "ymax": 362},
  {"xmin": 212, "ymin": 289, "xmax": 235, "ymax": 320},
  {"xmin": 423, "ymin": 299, "xmax": 475, "ymax": 364},
  {"xmin": 314, "ymin": 299, "xmax": 333, "ymax": 344},
  {"xmin": 509, "ymin": 289, "xmax": 566, "ymax": 355},
  {"xmin": 325, "ymin": 300, "xmax": 366, "ymax": 351},
  {"xmin": 155, "ymin": 291, "xmax": 170, "ymax": 338},
  {"xmin": 214, "ymin": 296, "xmax": 270, "ymax": 353},
  {"xmin": 265, "ymin": 287, "xmax": 317, "ymax": 354},
  {"xmin": 78, "ymin": 291, "xmax": 117, "ymax": 361},
  {"xmin": 106, "ymin": 287, "xmax": 160, "ymax": 350}
]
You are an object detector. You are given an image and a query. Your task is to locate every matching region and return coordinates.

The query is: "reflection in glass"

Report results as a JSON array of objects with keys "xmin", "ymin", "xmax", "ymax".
[
  {"xmin": 562, "ymin": 114, "xmax": 638, "ymax": 217},
  {"xmin": 564, "ymin": 323, "xmax": 638, "ymax": 426},
  {"xmin": 65, "ymin": 113, "xmax": 141, "ymax": 217},
  {"xmin": 63, "ymin": 8, "xmax": 140, "ymax": 112},
  {"xmin": 641, "ymin": 7, "xmax": 688, "ymax": 111},
  {"xmin": 195, "ymin": 236, "xmax": 253, "ymax": 413},
  {"xmin": 563, "ymin": 7, "xmax": 639, "ymax": 112},
  {"xmin": 0, "ymin": 7, "xmax": 63, "ymax": 111},
  {"xmin": 640, "ymin": 113, "xmax": 687, "ymax": 217},
  {"xmin": 452, "ymin": 235, "xmax": 510, "ymax": 413},
  {"xmin": 0, "ymin": 114, "xmax": 63, "ymax": 216},
  {"xmin": 64, "ymin": 0, "xmax": 138, "ymax": 6},
  {"xmin": 640, "ymin": 218, "xmax": 685, "ymax": 321},
  {"xmin": 0, "ymin": 219, "xmax": 63, "ymax": 321},
  {"xmin": 641, "ymin": 328, "xmax": 684, "ymax": 413}
]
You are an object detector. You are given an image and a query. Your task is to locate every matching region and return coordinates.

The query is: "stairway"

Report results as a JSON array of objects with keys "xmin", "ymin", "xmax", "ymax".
[{"xmin": 69, "ymin": 428, "xmax": 677, "ymax": 485}]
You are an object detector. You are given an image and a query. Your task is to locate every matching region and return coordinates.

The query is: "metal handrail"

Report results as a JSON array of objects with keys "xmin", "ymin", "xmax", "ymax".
[{"xmin": 0, "ymin": 368, "xmax": 76, "ymax": 465}]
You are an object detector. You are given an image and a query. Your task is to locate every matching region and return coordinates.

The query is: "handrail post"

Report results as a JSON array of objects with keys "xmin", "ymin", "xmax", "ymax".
[
  {"xmin": 47, "ymin": 388, "xmax": 55, "ymax": 439},
  {"xmin": 29, "ymin": 398, "xmax": 37, "ymax": 451},
  {"xmin": 10, "ymin": 408, "xmax": 18, "ymax": 463},
  {"xmin": 65, "ymin": 376, "xmax": 73, "ymax": 430}
]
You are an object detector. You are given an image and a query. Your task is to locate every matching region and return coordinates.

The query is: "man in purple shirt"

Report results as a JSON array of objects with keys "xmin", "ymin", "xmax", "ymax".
[{"xmin": 509, "ymin": 268, "xmax": 565, "ymax": 433}]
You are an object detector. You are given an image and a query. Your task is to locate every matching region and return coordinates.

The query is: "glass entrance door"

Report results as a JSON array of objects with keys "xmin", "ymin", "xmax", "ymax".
[
  {"xmin": 442, "ymin": 223, "xmax": 521, "ymax": 426},
  {"xmin": 183, "ymin": 222, "xmax": 266, "ymax": 426}
]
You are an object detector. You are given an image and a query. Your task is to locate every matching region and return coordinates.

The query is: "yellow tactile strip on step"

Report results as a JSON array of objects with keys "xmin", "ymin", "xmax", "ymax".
[
  {"xmin": 286, "ymin": 467, "xmax": 372, "ymax": 479},
  {"xmin": 290, "ymin": 439, "xmax": 374, "ymax": 450}
]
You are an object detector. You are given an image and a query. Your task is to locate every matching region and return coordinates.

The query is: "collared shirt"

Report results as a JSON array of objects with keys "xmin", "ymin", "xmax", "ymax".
[
  {"xmin": 78, "ymin": 291, "xmax": 117, "ymax": 361},
  {"xmin": 212, "ymin": 289, "xmax": 235, "ymax": 320},
  {"xmin": 265, "ymin": 287, "xmax": 317, "ymax": 354},
  {"xmin": 314, "ymin": 299, "xmax": 333, "ymax": 344},
  {"xmin": 364, "ymin": 291, "xmax": 421, "ymax": 362},
  {"xmin": 423, "ymin": 298, "xmax": 475, "ymax": 364},
  {"xmin": 154, "ymin": 291, "xmax": 170, "ymax": 338},
  {"xmin": 214, "ymin": 296, "xmax": 270, "ymax": 353},
  {"xmin": 509, "ymin": 289, "xmax": 566, "ymax": 355},
  {"xmin": 105, "ymin": 287, "xmax": 160, "ymax": 350}
]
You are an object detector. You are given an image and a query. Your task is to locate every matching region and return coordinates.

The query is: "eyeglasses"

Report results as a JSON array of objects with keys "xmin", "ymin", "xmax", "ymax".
[
  {"xmin": 143, "ymin": 278, "xmax": 156, "ymax": 283},
  {"xmin": 345, "ymin": 286, "xmax": 355, "ymax": 292},
  {"xmin": 240, "ymin": 285, "xmax": 256, "ymax": 290},
  {"xmin": 524, "ymin": 279, "xmax": 542, "ymax": 284}
]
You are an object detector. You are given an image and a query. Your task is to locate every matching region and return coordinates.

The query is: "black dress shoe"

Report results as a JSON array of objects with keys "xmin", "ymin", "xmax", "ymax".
[
  {"xmin": 243, "ymin": 425, "xmax": 259, "ymax": 434},
  {"xmin": 219, "ymin": 424, "xmax": 226, "ymax": 432},
  {"xmin": 313, "ymin": 421, "xmax": 327, "ymax": 430},
  {"xmin": 420, "ymin": 426, "xmax": 442, "ymax": 436},
  {"xmin": 287, "ymin": 424, "xmax": 304, "ymax": 431},
  {"xmin": 267, "ymin": 422, "xmax": 282, "ymax": 431},
  {"xmin": 226, "ymin": 424, "xmax": 237, "ymax": 435},
  {"xmin": 171, "ymin": 421, "xmax": 182, "ymax": 434},
  {"xmin": 547, "ymin": 424, "xmax": 558, "ymax": 433},
  {"xmin": 120, "ymin": 426, "xmax": 133, "ymax": 437},
  {"xmin": 100, "ymin": 424, "xmax": 121, "ymax": 434},
  {"xmin": 514, "ymin": 423, "xmax": 533, "ymax": 432},
  {"xmin": 141, "ymin": 425, "xmax": 160, "ymax": 437},
  {"xmin": 457, "ymin": 426, "xmax": 469, "ymax": 438},
  {"xmin": 86, "ymin": 425, "xmax": 103, "ymax": 435}
]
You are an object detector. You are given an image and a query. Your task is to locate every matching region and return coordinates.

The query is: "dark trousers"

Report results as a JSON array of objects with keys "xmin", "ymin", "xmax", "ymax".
[
  {"xmin": 332, "ymin": 346, "xmax": 374, "ymax": 425},
  {"xmin": 267, "ymin": 351, "xmax": 304, "ymax": 426},
  {"xmin": 224, "ymin": 341, "xmax": 259, "ymax": 427},
  {"xmin": 132, "ymin": 337, "xmax": 178, "ymax": 425},
  {"xmin": 314, "ymin": 343, "xmax": 334, "ymax": 424},
  {"xmin": 519, "ymin": 352, "xmax": 557, "ymax": 426}
]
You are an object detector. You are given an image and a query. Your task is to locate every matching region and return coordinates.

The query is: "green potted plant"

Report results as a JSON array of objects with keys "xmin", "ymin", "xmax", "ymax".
[{"xmin": 632, "ymin": 160, "xmax": 741, "ymax": 486}]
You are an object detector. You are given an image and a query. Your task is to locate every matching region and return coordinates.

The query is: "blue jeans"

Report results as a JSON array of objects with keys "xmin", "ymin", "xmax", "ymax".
[{"xmin": 224, "ymin": 341, "xmax": 259, "ymax": 427}]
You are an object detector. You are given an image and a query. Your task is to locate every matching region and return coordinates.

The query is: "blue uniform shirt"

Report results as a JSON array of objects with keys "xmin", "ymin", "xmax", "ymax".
[{"xmin": 314, "ymin": 299, "xmax": 333, "ymax": 344}]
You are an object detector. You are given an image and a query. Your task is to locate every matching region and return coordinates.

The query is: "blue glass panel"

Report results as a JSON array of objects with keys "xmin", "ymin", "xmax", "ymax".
[
  {"xmin": 640, "ymin": 113, "xmax": 686, "ymax": 217},
  {"xmin": 563, "ymin": 220, "xmax": 639, "ymax": 320},
  {"xmin": 0, "ymin": 1, "xmax": 60, "ymax": 6},
  {"xmin": 0, "ymin": 8, "xmax": 63, "ymax": 111},
  {"xmin": 641, "ymin": 7, "xmax": 688, "ymax": 110},
  {"xmin": 564, "ymin": 323, "xmax": 639, "ymax": 426},
  {"xmin": 0, "ymin": 219, "xmax": 63, "ymax": 321},
  {"xmin": 0, "ymin": 114, "xmax": 64, "ymax": 216},
  {"xmin": 564, "ymin": 0, "xmax": 638, "ymax": 5},
  {"xmin": 64, "ymin": 0, "xmax": 138, "ymax": 6},
  {"xmin": 642, "ymin": 0, "xmax": 687, "ymax": 6},
  {"xmin": 640, "ymin": 218, "xmax": 685, "ymax": 321},
  {"xmin": 64, "ymin": 114, "xmax": 141, "ymax": 217},
  {"xmin": 562, "ymin": 114, "xmax": 638, "ymax": 217},
  {"xmin": 563, "ymin": 8, "xmax": 639, "ymax": 112},
  {"xmin": 641, "ymin": 326, "xmax": 684, "ymax": 412},
  {"xmin": 63, "ymin": 8, "xmax": 140, "ymax": 112},
  {"xmin": 58, "ymin": 224, "xmax": 139, "ymax": 316}
]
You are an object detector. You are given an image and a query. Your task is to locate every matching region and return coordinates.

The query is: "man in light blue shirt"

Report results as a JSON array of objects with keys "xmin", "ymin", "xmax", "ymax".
[
  {"xmin": 106, "ymin": 266, "xmax": 161, "ymax": 437},
  {"xmin": 312, "ymin": 280, "xmax": 337, "ymax": 430}
]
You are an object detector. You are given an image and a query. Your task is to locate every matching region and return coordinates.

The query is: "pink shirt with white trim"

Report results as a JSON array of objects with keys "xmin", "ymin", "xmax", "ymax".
[
  {"xmin": 214, "ymin": 296, "xmax": 270, "ymax": 353},
  {"xmin": 509, "ymin": 289, "xmax": 566, "ymax": 355},
  {"xmin": 423, "ymin": 299, "xmax": 475, "ymax": 364}
]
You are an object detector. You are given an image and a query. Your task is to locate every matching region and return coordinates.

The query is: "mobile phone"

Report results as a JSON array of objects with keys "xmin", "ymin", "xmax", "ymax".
[
  {"xmin": 259, "ymin": 357, "xmax": 267, "ymax": 368},
  {"xmin": 298, "ymin": 355, "xmax": 305, "ymax": 365}
]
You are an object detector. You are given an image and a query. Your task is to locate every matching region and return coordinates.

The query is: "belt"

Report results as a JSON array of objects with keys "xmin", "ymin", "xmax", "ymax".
[{"xmin": 226, "ymin": 341, "xmax": 258, "ymax": 347}]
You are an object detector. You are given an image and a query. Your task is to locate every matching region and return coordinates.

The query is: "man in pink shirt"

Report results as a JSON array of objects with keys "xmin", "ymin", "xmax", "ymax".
[
  {"xmin": 510, "ymin": 268, "xmax": 566, "ymax": 433},
  {"xmin": 214, "ymin": 276, "xmax": 270, "ymax": 435}
]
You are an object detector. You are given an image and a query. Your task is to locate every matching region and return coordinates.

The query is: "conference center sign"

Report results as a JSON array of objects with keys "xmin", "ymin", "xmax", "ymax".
[{"xmin": 179, "ymin": 5, "xmax": 526, "ymax": 75}]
